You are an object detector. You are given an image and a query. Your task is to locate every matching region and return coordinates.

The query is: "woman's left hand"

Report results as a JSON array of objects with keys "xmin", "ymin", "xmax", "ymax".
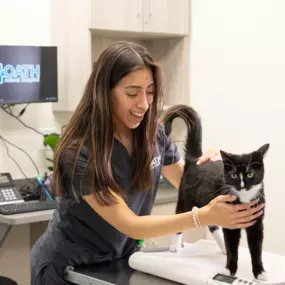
[{"xmin": 197, "ymin": 149, "xmax": 221, "ymax": 165}]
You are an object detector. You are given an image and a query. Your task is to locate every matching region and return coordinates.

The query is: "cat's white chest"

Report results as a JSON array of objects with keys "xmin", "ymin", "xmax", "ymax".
[{"xmin": 237, "ymin": 183, "xmax": 262, "ymax": 203}]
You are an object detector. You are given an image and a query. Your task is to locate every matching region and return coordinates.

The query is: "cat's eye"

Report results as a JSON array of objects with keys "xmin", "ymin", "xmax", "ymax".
[
  {"xmin": 247, "ymin": 172, "xmax": 254, "ymax": 178},
  {"xmin": 230, "ymin": 173, "xmax": 238, "ymax": 179}
]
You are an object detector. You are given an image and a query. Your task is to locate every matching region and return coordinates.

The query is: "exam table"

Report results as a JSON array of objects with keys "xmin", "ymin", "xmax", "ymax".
[
  {"xmin": 64, "ymin": 253, "xmax": 181, "ymax": 285},
  {"xmin": 64, "ymin": 239, "xmax": 285, "ymax": 285}
]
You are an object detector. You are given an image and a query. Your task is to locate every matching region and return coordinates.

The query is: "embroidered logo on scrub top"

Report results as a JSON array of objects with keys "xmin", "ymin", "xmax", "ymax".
[{"xmin": 151, "ymin": 154, "xmax": 161, "ymax": 169}]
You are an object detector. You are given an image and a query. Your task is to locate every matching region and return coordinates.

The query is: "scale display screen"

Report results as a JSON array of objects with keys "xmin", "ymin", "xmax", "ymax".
[{"xmin": 213, "ymin": 273, "xmax": 237, "ymax": 284}]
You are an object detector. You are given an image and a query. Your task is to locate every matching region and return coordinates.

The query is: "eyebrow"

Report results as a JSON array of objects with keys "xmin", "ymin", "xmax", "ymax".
[{"xmin": 124, "ymin": 83, "xmax": 154, "ymax": 89}]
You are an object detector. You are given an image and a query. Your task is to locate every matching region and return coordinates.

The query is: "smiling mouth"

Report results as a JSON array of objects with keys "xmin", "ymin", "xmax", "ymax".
[{"xmin": 131, "ymin": 111, "xmax": 144, "ymax": 118}]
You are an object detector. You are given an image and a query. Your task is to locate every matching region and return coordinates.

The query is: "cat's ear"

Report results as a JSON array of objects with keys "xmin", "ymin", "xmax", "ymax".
[
  {"xmin": 256, "ymin": 143, "xmax": 270, "ymax": 157},
  {"xmin": 220, "ymin": 150, "xmax": 232, "ymax": 162}
]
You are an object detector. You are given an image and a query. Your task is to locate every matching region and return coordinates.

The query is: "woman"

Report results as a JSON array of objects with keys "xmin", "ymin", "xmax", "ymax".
[{"xmin": 30, "ymin": 41, "xmax": 264, "ymax": 284}]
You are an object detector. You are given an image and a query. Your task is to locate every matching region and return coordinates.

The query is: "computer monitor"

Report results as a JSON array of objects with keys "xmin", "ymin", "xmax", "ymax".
[{"xmin": 0, "ymin": 45, "xmax": 58, "ymax": 105}]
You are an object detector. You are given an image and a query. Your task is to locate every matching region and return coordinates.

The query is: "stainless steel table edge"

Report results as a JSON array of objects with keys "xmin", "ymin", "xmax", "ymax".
[{"xmin": 65, "ymin": 267, "xmax": 114, "ymax": 285}]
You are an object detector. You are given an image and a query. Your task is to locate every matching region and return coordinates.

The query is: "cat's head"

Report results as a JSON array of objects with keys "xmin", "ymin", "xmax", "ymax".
[{"xmin": 220, "ymin": 144, "xmax": 269, "ymax": 192}]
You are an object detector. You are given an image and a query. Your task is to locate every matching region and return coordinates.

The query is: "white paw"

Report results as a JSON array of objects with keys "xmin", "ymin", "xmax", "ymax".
[
  {"xmin": 170, "ymin": 244, "xmax": 178, "ymax": 252},
  {"xmin": 220, "ymin": 245, "xmax": 227, "ymax": 255},
  {"xmin": 220, "ymin": 268, "xmax": 232, "ymax": 276},
  {"xmin": 256, "ymin": 272, "xmax": 268, "ymax": 281},
  {"xmin": 170, "ymin": 233, "xmax": 182, "ymax": 252},
  {"xmin": 211, "ymin": 228, "xmax": 227, "ymax": 255}
]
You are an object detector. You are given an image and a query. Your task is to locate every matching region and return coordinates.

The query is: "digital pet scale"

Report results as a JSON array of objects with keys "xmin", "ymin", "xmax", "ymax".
[{"xmin": 128, "ymin": 239, "xmax": 285, "ymax": 285}]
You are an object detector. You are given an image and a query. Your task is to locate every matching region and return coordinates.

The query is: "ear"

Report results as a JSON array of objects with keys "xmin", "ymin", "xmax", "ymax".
[
  {"xmin": 220, "ymin": 150, "xmax": 232, "ymax": 162},
  {"xmin": 256, "ymin": 143, "xmax": 270, "ymax": 157}
]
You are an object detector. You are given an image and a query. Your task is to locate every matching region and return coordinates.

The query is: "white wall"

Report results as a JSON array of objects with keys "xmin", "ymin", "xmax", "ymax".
[
  {"xmin": 0, "ymin": 0, "xmax": 71, "ymax": 179},
  {"xmin": 190, "ymin": 0, "xmax": 285, "ymax": 254}
]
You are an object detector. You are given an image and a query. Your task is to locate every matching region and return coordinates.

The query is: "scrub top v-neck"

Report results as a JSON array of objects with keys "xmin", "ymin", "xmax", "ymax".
[
  {"xmin": 111, "ymin": 137, "xmax": 137, "ymax": 192},
  {"xmin": 30, "ymin": 127, "xmax": 181, "ymax": 285}
]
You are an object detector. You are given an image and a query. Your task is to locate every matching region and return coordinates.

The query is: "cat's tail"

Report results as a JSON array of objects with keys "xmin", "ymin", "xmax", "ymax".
[{"xmin": 160, "ymin": 104, "xmax": 203, "ymax": 158}]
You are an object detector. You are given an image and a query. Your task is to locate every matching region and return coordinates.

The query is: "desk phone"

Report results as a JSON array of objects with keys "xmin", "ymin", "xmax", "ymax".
[{"xmin": 0, "ymin": 173, "xmax": 24, "ymax": 205}]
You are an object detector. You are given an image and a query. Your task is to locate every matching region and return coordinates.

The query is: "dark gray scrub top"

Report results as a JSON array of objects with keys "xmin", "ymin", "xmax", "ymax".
[{"xmin": 30, "ymin": 127, "xmax": 180, "ymax": 283}]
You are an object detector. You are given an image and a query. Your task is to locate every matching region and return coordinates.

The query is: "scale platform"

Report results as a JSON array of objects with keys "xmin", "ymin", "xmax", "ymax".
[{"xmin": 128, "ymin": 239, "xmax": 285, "ymax": 285}]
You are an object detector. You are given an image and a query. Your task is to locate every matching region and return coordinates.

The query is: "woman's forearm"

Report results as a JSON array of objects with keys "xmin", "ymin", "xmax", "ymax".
[
  {"xmin": 84, "ymin": 191, "xmax": 208, "ymax": 241},
  {"xmin": 128, "ymin": 211, "xmax": 204, "ymax": 240}
]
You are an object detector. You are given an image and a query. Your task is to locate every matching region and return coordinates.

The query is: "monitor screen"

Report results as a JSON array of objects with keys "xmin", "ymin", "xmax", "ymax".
[{"xmin": 0, "ymin": 45, "xmax": 58, "ymax": 105}]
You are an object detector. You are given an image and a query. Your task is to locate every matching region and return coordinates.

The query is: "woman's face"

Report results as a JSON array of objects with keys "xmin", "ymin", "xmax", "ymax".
[{"xmin": 111, "ymin": 66, "xmax": 154, "ymax": 134}]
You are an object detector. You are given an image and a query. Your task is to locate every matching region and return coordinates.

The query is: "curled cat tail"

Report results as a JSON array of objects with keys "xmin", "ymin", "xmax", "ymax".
[{"xmin": 160, "ymin": 104, "xmax": 203, "ymax": 158}]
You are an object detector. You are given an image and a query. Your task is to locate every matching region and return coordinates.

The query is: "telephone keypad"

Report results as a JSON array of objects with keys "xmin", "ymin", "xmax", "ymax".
[{"xmin": 0, "ymin": 188, "xmax": 21, "ymax": 203}]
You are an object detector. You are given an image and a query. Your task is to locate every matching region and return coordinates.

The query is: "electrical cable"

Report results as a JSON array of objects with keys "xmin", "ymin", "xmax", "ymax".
[
  {"xmin": 0, "ymin": 134, "xmax": 40, "ymax": 175},
  {"xmin": 0, "ymin": 105, "xmax": 44, "ymax": 136}
]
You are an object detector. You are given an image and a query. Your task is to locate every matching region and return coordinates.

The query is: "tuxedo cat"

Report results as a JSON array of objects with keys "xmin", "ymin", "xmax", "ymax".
[{"xmin": 161, "ymin": 104, "xmax": 269, "ymax": 281}]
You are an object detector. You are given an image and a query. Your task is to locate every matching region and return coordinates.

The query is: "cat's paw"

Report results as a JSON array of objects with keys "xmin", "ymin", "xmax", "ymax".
[
  {"xmin": 170, "ymin": 233, "xmax": 183, "ymax": 252},
  {"xmin": 169, "ymin": 244, "xmax": 178, "ymax": 252},
  {"xmin": 221, "ymin": 264, "xmax": 237, "ymax": 277},
  {"xmin": 211, "ymin": 227, "xmax": 227, "ymax": 254},
  {"xmin": 255, "ymin": 272, "xmax": 268, "ymax": 281},
  {"xmin": 220, "ymin": 245, "xmax": 227, "ymax": 255},
  {"xmin": 219, "ymin": 268, "xmax": 233, "ymax": 276},
  {"xmin": 216, "ymin": 239, "xmax": 227, "ymax": 255}
]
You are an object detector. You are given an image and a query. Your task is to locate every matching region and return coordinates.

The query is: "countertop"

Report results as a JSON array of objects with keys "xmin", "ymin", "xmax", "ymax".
[
  {"xmin": 0, "ymin": 182, "xmax": 178, "ymax": 225},
  {"xmin": 155, "ymin": 182, "xmax": 178, "ymax": 205}
]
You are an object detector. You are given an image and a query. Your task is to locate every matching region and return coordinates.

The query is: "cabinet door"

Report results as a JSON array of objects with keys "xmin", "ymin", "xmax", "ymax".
[
  {"xmin": 143, "ymin": 0, "xmax": 189, "ymax": 36},
  {"xmin": 90, "ymin": 0, "xmax": 143, "ymax": 32}
]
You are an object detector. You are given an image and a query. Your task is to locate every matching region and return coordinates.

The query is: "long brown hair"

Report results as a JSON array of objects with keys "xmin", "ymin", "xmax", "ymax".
[{"xmin": 52, "ymin": 41, "xmax": 164, "ymax": 205}]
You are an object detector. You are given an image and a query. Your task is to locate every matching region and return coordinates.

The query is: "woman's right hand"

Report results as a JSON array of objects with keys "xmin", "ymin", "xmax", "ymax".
[{"xmin": 198, "ymin": 195, "xmax": 265, "ymax": 229}]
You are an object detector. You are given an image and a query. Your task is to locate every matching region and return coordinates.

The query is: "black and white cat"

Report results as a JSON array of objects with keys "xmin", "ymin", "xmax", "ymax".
[{"xmin": 161, "ymin": 104, "xmax": 269, "ymax": 281}]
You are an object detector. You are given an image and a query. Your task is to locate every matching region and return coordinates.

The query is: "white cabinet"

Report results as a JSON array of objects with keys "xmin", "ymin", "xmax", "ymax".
[
  {"xmin": 51, "ymin": 0, "xmax": 190, "ymax": 112},
  {"xmin": 142, "ymin": 0, "xmax": 189, "ymax": 35},
  {"xmin": 144, "ymin": 202, "xmax": 205, "ymax": 249},
  {"xmin": 90, "ymin": 0, "xmax": 143, "ymax": 33},
  {"xmin": 90, "ymin": 0, "xmax": 189, "ymax": 36}
]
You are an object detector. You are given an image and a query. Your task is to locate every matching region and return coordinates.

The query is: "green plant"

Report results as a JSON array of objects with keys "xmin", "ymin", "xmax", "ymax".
[{"xmin": 43, "ymin": 133, "xmax": 60, "ymax": 171}]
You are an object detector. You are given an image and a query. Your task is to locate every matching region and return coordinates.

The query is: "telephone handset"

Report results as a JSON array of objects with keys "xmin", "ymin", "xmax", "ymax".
[{"xmin": 0, "ymin": 173, "xmax": 24, "ymax": 205}]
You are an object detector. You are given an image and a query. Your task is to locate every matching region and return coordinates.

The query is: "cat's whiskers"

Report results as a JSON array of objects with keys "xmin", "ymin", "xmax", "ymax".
[
  {"xmin": 246, "ymin": 154, "xmax": 253, "ymax": 172},
  {"xmin": 215, "ymin": 185, "xmax": 239, "ymax": 204},
  {"xmin": 224, "ymin": 162, "xmax": 237, "ymax": 172},
  {"xmin": 214, "ymin": 184, "xmax": 232, "ymax": 195},
  {"xmin": 247, "ymin": 161, "xmax": 263, "ymax": 171},
  {"xmin": 225, "ymin": 155, "xmax": 236, "ymax": 167},
  {"xmin": 229, "ymin": 187, "xmax": 240, "ymax": 204},
  {"xmin": 252, "ymin": 194, "xmax": 260, "ymax": 205},
  {"xmin": 256, "ymin": 191, "xmax": 264, "ymax": 198},
  {"xmin": 255, "ymin": 192, "xmax": 265, "ymax": 203}
]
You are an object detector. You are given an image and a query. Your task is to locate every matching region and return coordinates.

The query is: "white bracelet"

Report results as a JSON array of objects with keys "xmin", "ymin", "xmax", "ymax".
[{"xmin": 192, "ymin": 206, "xmax": 202, "ymax": 228}]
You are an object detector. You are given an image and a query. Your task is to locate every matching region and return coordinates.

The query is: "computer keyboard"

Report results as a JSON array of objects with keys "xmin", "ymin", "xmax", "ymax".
[{"xmin": 0, "ymin": 200, "xmax": 57, "ymax": 215}]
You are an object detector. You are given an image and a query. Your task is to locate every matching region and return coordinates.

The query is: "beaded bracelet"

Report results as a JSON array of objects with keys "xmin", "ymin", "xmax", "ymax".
[{"xmin": 192, "ymin": 206, "xmax": 202, "ymax": 228}]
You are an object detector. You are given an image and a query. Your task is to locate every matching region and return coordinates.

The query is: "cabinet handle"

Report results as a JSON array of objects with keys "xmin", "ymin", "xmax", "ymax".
[
  {"xmin": 137, "ymin": 0, "xmax": 142, "ymax": 17},
  {"xmin": 145, "ymin": 0, "xmax": 152, "ymax": 24},
  {"xmin": 148, "ymin": 0, "xmax": 153, "ymax": 19}
]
